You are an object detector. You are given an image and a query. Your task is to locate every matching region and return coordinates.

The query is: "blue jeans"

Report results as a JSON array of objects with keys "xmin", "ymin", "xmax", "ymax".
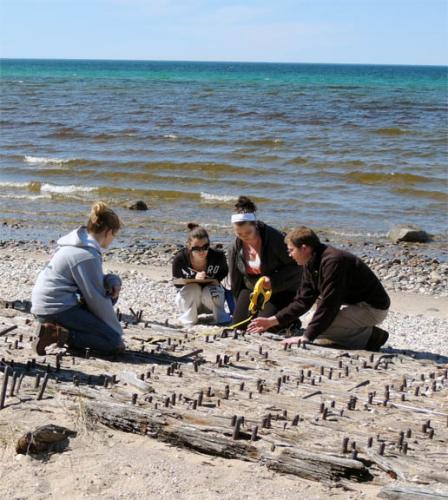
[{"xmin": 36, "ymin": 304, "xmax": 123, "ymax": 354}]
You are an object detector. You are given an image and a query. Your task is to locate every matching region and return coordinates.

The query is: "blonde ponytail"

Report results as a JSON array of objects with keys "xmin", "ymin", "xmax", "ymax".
[{"xmin": 87, "ymin": 202, "xmax": 122, "ymax": 234}]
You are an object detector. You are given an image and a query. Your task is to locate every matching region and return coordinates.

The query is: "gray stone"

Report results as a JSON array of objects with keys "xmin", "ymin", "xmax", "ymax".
[{"xmin": 388, "ymin": 224, "xmax": 430, "ymax": 243}]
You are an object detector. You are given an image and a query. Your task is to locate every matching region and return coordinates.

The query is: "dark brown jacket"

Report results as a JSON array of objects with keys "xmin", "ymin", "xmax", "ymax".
[
  {"xmin": 229, "ymin": 221, "xmax": 301, "ymax": 297},
  {"xmin": 275, "ymin": 244, "xmax": 390, "ymax": 341}
]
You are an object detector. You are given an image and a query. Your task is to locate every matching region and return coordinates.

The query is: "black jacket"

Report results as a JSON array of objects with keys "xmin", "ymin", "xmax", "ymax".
[
  {"xmin": 275, "ymin": 244, "xmax": 390, "ymax": 340},
  {"xmin": 229, "ymin": 221, "xmax": 301, "ymax": 297},
  {"xmin": 172, "ymin": 247, "xmax": 228, "ymax": 285}
]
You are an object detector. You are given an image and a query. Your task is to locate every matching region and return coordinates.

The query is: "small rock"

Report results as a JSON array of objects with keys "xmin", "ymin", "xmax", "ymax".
[
  {"xmin": 388, "ymin": 224, "xmax": 430, "ymax": 244},
  {"xmin": 127, "ymin": 200, "xmax": 148, "ymax": 211},
  {"xmin": 16, "ymin": 424, "xmax": 77, "ymax": 455}
]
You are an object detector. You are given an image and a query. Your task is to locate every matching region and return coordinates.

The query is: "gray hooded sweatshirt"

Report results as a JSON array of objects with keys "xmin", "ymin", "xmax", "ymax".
[{"xmin": 31, "ymin": 226, "xmax": 122, "ymax": 335}]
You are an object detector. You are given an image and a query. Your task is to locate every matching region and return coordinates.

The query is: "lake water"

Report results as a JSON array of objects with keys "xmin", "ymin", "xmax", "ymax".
[{"xmin": 0, "ymin": 59, "xmax": 447, "ymax": 243}]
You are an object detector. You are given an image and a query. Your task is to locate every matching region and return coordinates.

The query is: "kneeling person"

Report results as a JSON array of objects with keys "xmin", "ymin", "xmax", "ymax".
[
  {"xmin": 31, "ymin": 202, "xmax": 125, "ymax": 355},
  {"xmin": 248, "ymin": 227, "xmax": 390, "ymax": 350},
  {"xmin": 173, "ymin": 224, "xmax": 231, "ymax": 326}
]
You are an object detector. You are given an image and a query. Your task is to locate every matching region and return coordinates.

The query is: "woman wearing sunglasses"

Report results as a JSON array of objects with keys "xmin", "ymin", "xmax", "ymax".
[{"xmin": 172, "ymin": 223, "xmax": 231, "ymax": 326}]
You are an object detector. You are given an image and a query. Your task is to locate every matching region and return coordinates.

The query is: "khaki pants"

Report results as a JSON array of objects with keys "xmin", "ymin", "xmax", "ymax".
[{"xmin": 303, "ymin": 302, "xmax": 388, "ymax": 349}]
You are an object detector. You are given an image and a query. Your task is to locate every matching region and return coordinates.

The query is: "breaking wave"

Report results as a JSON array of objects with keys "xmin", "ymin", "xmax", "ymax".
[
  {"xmin": 24, "ymin": 155, "xmax": 71, "ymax": 165},
  {"xmin": 40, "ymin": 183, "xmax": 97, "ymax": 194},
  {"xmin": 200, "ymin": 193, "xmax": 237, "ymax": 203},
  {"xmin": 0, "ymin": 181, "xmax": 31, "ymax": 189}
]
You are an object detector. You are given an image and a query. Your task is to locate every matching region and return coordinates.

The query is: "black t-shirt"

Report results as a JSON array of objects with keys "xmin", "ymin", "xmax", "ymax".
[{"xmin": 172, "ymin": 247, "xmax": 228, "ymax": 285}]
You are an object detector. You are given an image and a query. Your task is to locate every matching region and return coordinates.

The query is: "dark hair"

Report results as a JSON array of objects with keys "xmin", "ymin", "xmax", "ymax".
[
  {"xmin": 87, "ymin": 202, "xmax": 122, "ymax": 234},
  {"xmin": 234, "ymin": 196, "xmax": 257, "ymax": 214},
  {"xmin": 233, "ymin": 196, "xmax": 257, "ymax": 227},
  {"xmin": 285, "ymin": 226, "xmax": 321, "ymax": 250},
  {"xmin": 187, "ymin": 222, "xmax": 209, "ymax": 245}
]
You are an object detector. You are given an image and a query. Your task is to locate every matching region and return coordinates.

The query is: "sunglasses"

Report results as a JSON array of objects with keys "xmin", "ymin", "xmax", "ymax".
[{"xmin": 191, "ymin": 244, "xmax": 210, "ymax": 252}]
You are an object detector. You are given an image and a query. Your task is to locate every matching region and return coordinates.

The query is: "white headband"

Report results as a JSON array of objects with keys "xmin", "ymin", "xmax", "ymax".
[{"xmin": 231, "ymin": 213, "xmax": 257, "ymax": 223}]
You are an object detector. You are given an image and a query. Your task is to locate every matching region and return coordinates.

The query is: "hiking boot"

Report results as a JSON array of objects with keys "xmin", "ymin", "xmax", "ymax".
[
  {"xmin": 115, "ymin": 341, "xmax": 126, "ymax": 354},
  {"xmin": 366, "ymin": 326, "xmax": 389, "ymax": 351},
  {"xmin": 32, "ymin": 322, "xmax": 69, "ymax": 355}
]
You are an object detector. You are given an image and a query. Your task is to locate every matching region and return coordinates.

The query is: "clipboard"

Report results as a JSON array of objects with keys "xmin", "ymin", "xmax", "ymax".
[{"xmin": 173, "ymin": 278, "xmax": 219, "ymax": 286}]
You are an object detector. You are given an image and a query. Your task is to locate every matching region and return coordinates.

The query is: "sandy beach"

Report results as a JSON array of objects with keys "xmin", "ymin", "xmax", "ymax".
[
  {"xmin": 0, "ymin": 238, "xmax": 447, "ymax": 499},
  {"xmin": 1, "ymin": 0, "xmax": 447, "ymax": 496},
  {"xmin": 1, "ymin": 236, "xmax": 447, "ymax": 352}
]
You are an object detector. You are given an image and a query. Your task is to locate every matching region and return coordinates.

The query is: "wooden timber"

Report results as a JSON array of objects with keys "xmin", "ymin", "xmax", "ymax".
[
  {"xmin": 378, "ymin": 484, "xmax": 448, "ymax": 499},
  {"xmin": 0, "ymin": 299, "xmax": 447, "ymax": 488}
]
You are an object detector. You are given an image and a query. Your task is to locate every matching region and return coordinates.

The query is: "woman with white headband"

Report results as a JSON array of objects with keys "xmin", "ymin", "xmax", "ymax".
[{"xmin": 228, "ymin": 196, "xmax": 301, "ymax": 331}]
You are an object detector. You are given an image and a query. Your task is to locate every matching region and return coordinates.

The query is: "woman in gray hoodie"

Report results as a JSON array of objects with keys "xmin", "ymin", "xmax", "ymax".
[{"xmin": 31, "ymin": 202, "xmax": 124, "ymax": 355}]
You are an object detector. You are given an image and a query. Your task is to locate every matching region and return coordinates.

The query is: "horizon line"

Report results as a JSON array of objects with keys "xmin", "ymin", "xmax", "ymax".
[{"xmin": 1, "ymin": 56, "xmax": 447, "ymax": 68}]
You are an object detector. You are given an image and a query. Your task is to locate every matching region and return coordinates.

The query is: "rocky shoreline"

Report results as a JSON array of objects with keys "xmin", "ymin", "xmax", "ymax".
[
  {"xmin": 0, "ymin": 234, "xmax": 447, "ymax": 359},
  {"xmin": 1, "ymin": 233, "xmax": 447, "ymax": 297}
]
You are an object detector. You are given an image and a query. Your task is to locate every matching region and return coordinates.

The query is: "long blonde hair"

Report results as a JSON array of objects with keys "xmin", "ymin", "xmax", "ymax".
[{"xmin": 87, "ymin": 202, "xmax": 122, "ymax": 234}]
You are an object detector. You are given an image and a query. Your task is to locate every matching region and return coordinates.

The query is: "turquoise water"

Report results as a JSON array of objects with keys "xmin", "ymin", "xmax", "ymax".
[{"xmin": 0, "ymin": 59, "xmax": 447, "ymax": 242}]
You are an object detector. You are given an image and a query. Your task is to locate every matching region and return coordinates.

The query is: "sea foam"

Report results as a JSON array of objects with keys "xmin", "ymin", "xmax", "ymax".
[
  {"xmin": 0, "ymin": 193, "xmax": 51, "ymax": 201},
  {"xmin": 41, "ymin": 183, "xmax": 97, "ymax": 194},
  {"xmin": 24, "ymin": 155, "xmax": 71, "ymax": 165},
  {"xmin": 0, "ymin": 181, "xmax": 97, "ymax": 195},
  {"xmin": 0, "ymin": 181, "xmax": 31, "ymax": 189},
  {"xmin": 200, "ymin": 192, "xmax": 236, "ymax": 203}
]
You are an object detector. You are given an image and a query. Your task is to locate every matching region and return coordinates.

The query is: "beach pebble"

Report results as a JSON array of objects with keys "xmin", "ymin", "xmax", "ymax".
[{"xmin": 430, "ymin": 271, "xmax": 442, "ymax": 283}]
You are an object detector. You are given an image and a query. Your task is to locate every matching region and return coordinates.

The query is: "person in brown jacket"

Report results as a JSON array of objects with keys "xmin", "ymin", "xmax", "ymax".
[{"xmin": 248, "ymin": 226, "xmax": 390, "ymax": 350}]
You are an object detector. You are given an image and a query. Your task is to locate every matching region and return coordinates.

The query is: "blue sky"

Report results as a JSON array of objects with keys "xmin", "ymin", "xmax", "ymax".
[{"xmin": 1, "ymin": 0, "xmax": 447, "ymax": 65}]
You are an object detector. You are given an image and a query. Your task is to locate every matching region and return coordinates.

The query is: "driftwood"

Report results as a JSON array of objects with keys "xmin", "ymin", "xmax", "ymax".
[
  {"xmin": 84, "ymin": 397, "xmax": 370, "ymax": 483},
  {"xmin": 361, "ymin": 447, "xmax": 407, "ymax": 481},
  {"xmin": 85, "ymin": 396, "xmax": 261, "ymax": 460},
  {"xmin": 263, "ymin": 448, "xmax": 371, "ymax": 483},
  {"xmin": 0, "ymin": 298, "xmax": 447, "ymax": 488},
  {"xmin": 378, "ymin": 484, "xmax": 448, "ymax": 499}
]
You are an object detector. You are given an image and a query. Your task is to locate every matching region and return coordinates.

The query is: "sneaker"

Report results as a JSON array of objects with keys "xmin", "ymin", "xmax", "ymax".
[
  {"xmin": 366, "ymin": 326, "xmax": 389, "ymax": 351},
  {"xmin": 32, "ymin": 322, "xmax": 69, "ymax": 355}
]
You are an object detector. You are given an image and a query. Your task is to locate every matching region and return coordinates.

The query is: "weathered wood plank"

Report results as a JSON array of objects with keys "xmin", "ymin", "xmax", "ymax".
[
  {"xmin": 263, "ymin": 448, "xmax": 372, "ymax": 483},
  {"xmin": 85, "ymin": 399, "xmax": 259, "ymax": 461},
  {"xmin": 85, "ymin": 397, "xmax": 371, "ymax": 482},
  {"xmin": 378, "ymin": 484, "xmax": 448, "ymax": 499}
]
